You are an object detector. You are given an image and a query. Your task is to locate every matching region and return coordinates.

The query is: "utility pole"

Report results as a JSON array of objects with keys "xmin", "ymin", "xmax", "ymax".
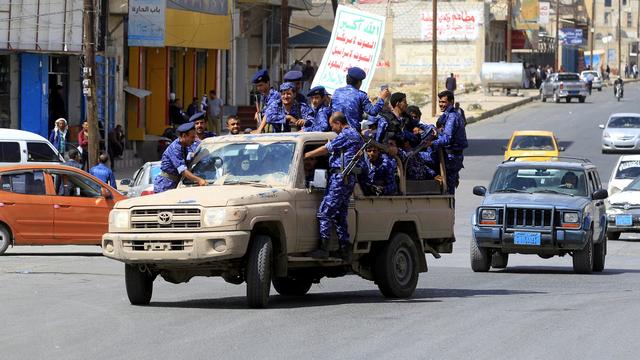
[
  {"xmin": 83, "ymin": 0, "xmax": 99, "ymax": 168},
  {"xmin": 554, "ymin": 0, "xmax": 560, "ymax": 71},
  {"xmin": 506, "ymin": 0, "xmax": 512, "ymax": 62},
  {"xmin": 431, "ymin": 0, "xmax": 437, "ymax": 117},
  {"xmin": 617, "ymin": 0, "xmax": 622, "ymax": 75},
  {"xmin": 589, "ymin": 0, "xmax": 595, "ymax": 69},
  {"xmin": 280, "ymin": 0, "xmax": 289, "ymax": 81}
]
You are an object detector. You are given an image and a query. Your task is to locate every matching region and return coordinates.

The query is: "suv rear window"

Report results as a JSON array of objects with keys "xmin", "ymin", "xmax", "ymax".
[
  {"xmin": 27, "ymin": 142, "xmax": 60, "ymax": 162},
  {"xmin": 615, "ymin": 160, "xmax": 640, "ymax": 179},
  {"xmin": 0, "ymin": 142, "xmax": 20, "ymax": 163},
  {"xmin": 557, "ymin": 74, "xmax": 580, "ymax": 81}
]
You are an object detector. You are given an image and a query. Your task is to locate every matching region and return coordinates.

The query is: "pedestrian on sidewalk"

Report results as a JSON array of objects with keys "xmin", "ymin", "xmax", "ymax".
[
  {"xmin": 49, "ymin": 118, "xmax": 69, "ymax": 155},
  {"xmin": 446, "ymin": 73, "xmax": 457, "ymax": 93},
  {"xmin": 207, "ymin": 90, "xmax": 224, "ymax": 135},
  {"xmin": 65, "ymin": 148, "xmax": 83, "ymax": 170},
  {"xmin": 78, "ymin": 121, "xmax": 89, "ymax": 170},
  {"xmin": 108, "ymin": 125, "xmax": 125, "ymax": 170},
  {"xmin": 90, "ymin": 153, "xmax": 116, "ymax": 188}
]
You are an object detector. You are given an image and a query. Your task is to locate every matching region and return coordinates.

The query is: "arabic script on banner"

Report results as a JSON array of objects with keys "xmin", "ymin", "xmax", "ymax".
[
  {"xmin": 311, "ymin": 5, "xmax": 385, "ymax": 94},
  {"xmin": 420, "ymin": 10, "xmax": 479, "ymax": 41},
  {"xmin": 128, "ymin": 0, "xmax": 166, "ymax": 47}
]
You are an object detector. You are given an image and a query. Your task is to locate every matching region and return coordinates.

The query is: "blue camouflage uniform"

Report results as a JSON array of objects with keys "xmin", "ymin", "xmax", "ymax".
[
  {"xmin": 187, "ymin": 132, "xmax": 215, "ymax": 160},
  {"xmin": 258, "ymin": 88, "xmax": 280, "ymax": 119},
  {"xmin": 318, "ymin": 127, "xmax": 364, "ymax": 245},
  {"xmin": 89, "ymin": 163, "xmax": 116, "ymax": 187},
  {"xmin": 365, "ymin": 153, "xmax": 397, "ymax": 195},
  {"xmin": 302, "ymin": 103, "xmax": 331, "ymax": 132},
  {"xmin": 432, "ymin": 104, "xmax": 468, "ymax": 194},
  {"xmin": 397, "ymin": 147, "xmax": 438, "ymax": 180},
  {"xmin": 264, "ymin": 98, "xmax": 312, "ymax": 133},
  {"xmin": 154, "ymin": 139, "xmax": 189, "ymax": 193},
  {"xmin": 331, "ymin": 85, "xmax": 385, "ymax": 131}
]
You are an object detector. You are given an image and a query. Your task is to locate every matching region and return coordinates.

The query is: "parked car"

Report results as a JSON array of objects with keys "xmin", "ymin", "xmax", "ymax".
[
  {"xmin": 471, "ymin": 157, "xmax": 608, "ymax": 274},
  {"xmin": 0, "ymin": 164, "xmax": 126, "ymax": 254},
  {"xmin": 540, "ymin": 72, "xmax": 588, "ymax": 103},
  {"xmin": 606, "ymin": 155, "xmax": 640, "ymax": 195},
  {"xmin": 599, "ymin": 113, "xmax": 640, "ymax": 153},
  {"xmin": 0, "ymin": 129, "xmax": 64, "ymax": 167},
  {"xmin": 605, "ymin": 175, "xmax": 640, "ymax": 240},
  {"xmin": 503, "ymin": 130, "xmax": 564, "ymax": 161},
  {"xmin": 121, "ymin": 161, "xmax": 161, "ymax": 197},
  {"xmin": 580, "ymin": 70, "xmax": 603, "ymax": 91}
]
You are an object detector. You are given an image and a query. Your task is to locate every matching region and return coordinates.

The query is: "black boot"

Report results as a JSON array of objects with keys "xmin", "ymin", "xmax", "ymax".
[
  {"xmin": 337, "ymin": 244, "xmax": 352, "ymax": 263},
  {"xmin": 308, "ymin": 239, "xmax": 329, "ymax": 259}
]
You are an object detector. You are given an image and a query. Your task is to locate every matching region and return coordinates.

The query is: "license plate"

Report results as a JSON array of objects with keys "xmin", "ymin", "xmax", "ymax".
[
  {"xmin": 615, "ymin": 214, "xmax": 633, "ymax": 226},
  {"xmin": 514, "ymin": 232, "xmax": 541, "ymax": 246},
  {"xmin": 569, "ymin": 91, "xmax": 579, "ymax": 95}
]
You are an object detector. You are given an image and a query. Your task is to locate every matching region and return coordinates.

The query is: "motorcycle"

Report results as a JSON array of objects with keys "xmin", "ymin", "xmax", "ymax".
[{"xmin": 615, "ymin": 83, "xmax": 623, "ymax": 102}]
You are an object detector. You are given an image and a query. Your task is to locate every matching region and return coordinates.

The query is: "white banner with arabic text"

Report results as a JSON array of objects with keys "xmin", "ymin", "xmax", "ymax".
[{"xmin": 420, "ymin": 10, "xmax": 480, "ymax": 41}]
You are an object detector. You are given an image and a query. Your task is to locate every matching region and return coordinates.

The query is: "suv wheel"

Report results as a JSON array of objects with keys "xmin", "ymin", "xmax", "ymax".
[
  {"xmin": 579, "ymin": 96, "xmax": 586, "ymax": 103},
  {"xmin": 470, "ymin": 238, "xmax": 491, "ymax": 272},
  {"xmin": 540, "ymin": 91, "xmax": 546, "ymax": 102},
  {"xmin": 573, "ymin": 229, "xmax": 594, "ymax": 274},
  {"xmin": 125, "ymin": 264, "xmax": 154, "ymax": 305},
  {"xmin": 607, "ymin": 231, "xmax": 620, "ymax": 240},
  {"xmin": 593, "ymin": 237, "xmax": 606, "ymax": 272},
  {"xmin": 553, "ymin": 92, "xmax": 560, "ymax": 103},
  {"xmin": 246, "ymin": 235, "xmax": 273, "ymax": 308},
  {"xmin": 272, "ymin": 276, "xmax": 313, "ymax": 296},
  {"xmin": 0, "ymin": 225, "xmax": 11, "ymax": 255},
  {"xmin": 491, "ymin": 251, "xmax": 509, "ymax": 269},
  {"xmin": 374, "ymin": 232, "xmax": 419, "ymax": 298},
  {"xmin": 566, "ymin": 97, "xmax": 571, "ymax": 103}
]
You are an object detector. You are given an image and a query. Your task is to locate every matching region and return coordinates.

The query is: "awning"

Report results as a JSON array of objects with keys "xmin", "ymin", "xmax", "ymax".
[
  {"xmin": 124, "ymin": 86, "xmax": 152, "ymax": 98},
  {"xmin": 288, "ymin": 25, "xmax": 331, "ymax": 48}
]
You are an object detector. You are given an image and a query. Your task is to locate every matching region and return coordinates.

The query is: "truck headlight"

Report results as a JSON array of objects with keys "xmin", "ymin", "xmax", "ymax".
[
  {"xmin": 203, "ymin": 207, "xmax": 247, "ymax": 227},
  {"xmin": 109, "ymin": 210, "xmax": 129, "ymax": 231},
  {"xmin": 563, "ymin": 212, "xmax": 580, "ymax": 223},
  {"xmin": 480, "ymin": 209, "xmax": 496, "ymax": 220}
]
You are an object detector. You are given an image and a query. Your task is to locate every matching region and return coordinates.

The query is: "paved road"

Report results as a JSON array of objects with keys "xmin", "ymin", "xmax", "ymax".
[{"xmin": 2, "ymin": 85, "xmax": 640, "ymax": 359}]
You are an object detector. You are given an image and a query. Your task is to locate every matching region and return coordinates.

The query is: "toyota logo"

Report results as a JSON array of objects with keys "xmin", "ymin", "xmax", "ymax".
[
  {"xmin": 157, "ymin": 211, "xmax": 173, "ymax": 225},
  {"xmin": 624, "ymin": 203, "xmax": 631, "ymax": 211}
]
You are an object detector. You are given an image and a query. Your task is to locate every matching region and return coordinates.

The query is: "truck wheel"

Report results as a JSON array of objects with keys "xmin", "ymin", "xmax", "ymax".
[
  {"xmin": 579, "ymin": 96, "xmax": 586, "ymax": 103},
  {"xmin": 540, "ymin": 92, "xmax": 546, "ymax": 102},
  {"xmin": 272, "ymin": 276, "xmax": 312, "ymax": 296},
  {"xmin": 0, "ymin": 225, "xmax": 11, "ymax": 255},
  {"xmin": 607, "ymin": 231, "xmax": 620, "ymax": 240},
  {"xmin": 593, "ymin": 238, "xmax": 606, "ymax": 272},
  {"xmin": 470, "ymin": 239, "xmax": 491, "ymax": 272},
  {"xmin": 598, "ymin": 88, "xmax": 602, "ymax": 92},
  {"xmin": 573, "ymin": 229, "xmax": 594, "ymax": 274},
  {"xmin": 374, "ymin": 232, "xmax": 419, "ymax": 298},
  {"xmin": 491, "ymin": 251, "xmax": 509, "ymax": 269},
  {"xmin": 565, "ymin": 97, "xmax": 571, "ymax": 103},
  {"xmin": 246, "ymin": 235, "xmax": 273, "ymax": 308},
  {"xmin": 553, "ymin": 92, "xmax": 560, "ymax": 103},
  {"xmin": 124, "ymin": 264, "xmax": 154, "ymax": 305}
]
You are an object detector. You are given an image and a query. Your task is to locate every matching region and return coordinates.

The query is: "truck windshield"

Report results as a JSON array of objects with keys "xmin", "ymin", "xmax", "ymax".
[
  {"xmin": 189, "ymin": 141, "xmax": 296, "ymax": 186},
  {"xmin": 490, "ymin": 167, "xmax": 587, "ymax": 197}
]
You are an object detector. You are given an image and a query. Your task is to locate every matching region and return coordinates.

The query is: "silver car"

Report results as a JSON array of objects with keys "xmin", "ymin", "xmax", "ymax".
[
  {"xmin": 580, "ymin": 70, "xmax": 603, "ymax": 91},
  {"xmin": 120, "ymin": 161, "xmax": 161, "ymax": 197},
  {"xmin": 600, "ymin": 113, "xmax": 640, "ymax": 153},
  {"xmin": 540, "ymin": 72, "xmax": 589, "ymax": 103}
]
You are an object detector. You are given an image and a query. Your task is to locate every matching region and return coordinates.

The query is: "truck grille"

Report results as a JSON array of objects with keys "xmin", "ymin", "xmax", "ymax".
[
  {"xmin": 130, "ymin": 208, "xmax": 201, "ymax": 230},
  {"xmin": 506, "ymin": 207, "xmax": 552, "ymax": 230},
  {"xmin": 123, "ymin": 239, "xmax": 194, "ymax": 252}
]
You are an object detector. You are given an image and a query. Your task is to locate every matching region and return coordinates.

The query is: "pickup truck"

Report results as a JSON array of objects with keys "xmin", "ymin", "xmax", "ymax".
[
  {"xmin": 102, "ymin": 132, "xmax": 455, "ymax": 308},
  {"xmin": 540, "ymin": 72, "xmax": 589, "ymax": 103}
]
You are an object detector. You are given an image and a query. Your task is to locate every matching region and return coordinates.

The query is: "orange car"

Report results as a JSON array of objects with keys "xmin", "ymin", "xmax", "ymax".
[{"xmin": 0, "ymin": 164, "xmax": 125, "ymax": 254}]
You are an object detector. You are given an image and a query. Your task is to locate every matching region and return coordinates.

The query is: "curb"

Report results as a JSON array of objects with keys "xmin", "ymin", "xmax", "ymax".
[{"xmin": 466, "ymin": 96, "xmax": 537, "ymax": 125}]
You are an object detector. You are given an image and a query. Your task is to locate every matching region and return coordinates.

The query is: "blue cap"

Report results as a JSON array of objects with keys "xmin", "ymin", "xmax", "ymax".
[
  {"xmin": 176, "ymin": 122, "xmax": 195, "ymax": 134},
  {"xmin": 307, "ymin": 86, "xmax": 326, "ymax": 97},
  {"xmin": 283, "ymin": 70, "xmax": 303, "ymax": 82},
  {"xmin": 189, "ymin": 111, "xmax": 206, "ymax": 122},
  {"xmin": 279, "ymin": 82, "xmax": 296, "ymax": 91},
  {"xmin": 347, "ymin": 67, "xmax": 367, "ymax": 81},
  {"xmin": 252, "ymin": 69, "xmax": 270, "ymax": 84}
]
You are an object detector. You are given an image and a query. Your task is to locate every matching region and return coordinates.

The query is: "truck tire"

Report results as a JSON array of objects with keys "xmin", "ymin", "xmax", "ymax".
[
  {"xmin": 272, "ymin": 276, "xmax": 312, "ymax": 296},
  {"xmin": 374, "ymin": 232, "xmax": 419, "ymax": 298},
  {"xmin": 0, "ymin": 225, "xmax": 11, "ymax": 255},
  {"xmin": 593, "ymin": 238, "xmax": 606, "ymax": 272},
  {"xmin": 607, "ymin": 231, "xmax": 620, "ymax": 240},
  {"xmin": 565, "ymin": 97, "xmax": 571, "ymax": 103},
  {"xmin": 573, "ymin": 229, "xmax": 594, "ymax": 274},
  {"xmin": 125, "ymin": 264, "xmax": 154, "ymax": 305},
  {"xmin": 579, "ymin": 96, "xmax": 586, "ymax": 103},
  {"xmin": 246, "ymin": 235, "xmax": 273, "ymax": 308},
  {"xmin": 491, "ymin": 251, "xmax": 509, "ymax": 269},
  {"xmin": 553, "ymin": 92, "xmax": 560, "ymax": 103},
  {"xmin": 470, "ymin": 239, "xmax": 491, "ymax": 272},
  {"xmin": 540, "ymin": 92, "xmax": 546, "ymax": 102}
]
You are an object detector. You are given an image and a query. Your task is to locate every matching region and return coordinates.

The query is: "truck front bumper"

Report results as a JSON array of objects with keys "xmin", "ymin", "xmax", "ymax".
[
  {"xmin": 102, "ymin": 231, "xmax": 251, "ymax": 264},
  {"xmin": 473, "ymin": 225, "xmax": 588, "ymax": 252}
]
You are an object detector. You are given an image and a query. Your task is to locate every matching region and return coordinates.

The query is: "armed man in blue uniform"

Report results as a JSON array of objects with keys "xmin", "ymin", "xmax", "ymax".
[
  {"xmin": 331, "ymin": 67, "xmax": 390, "ymax": 131},
  {"xmin": 256, "ymin": 82, "xmax": 312, "ymax": 133},
  {"xmin": 187, "ymin": 111, "xmax": 215, "ymax": 161},
  {"xmin": 302, "ymin": 86, "xmax": 331, "ymax": 132},
  {"xmin": 431, "ymin": 90, "xmax": 468, "ymax": 195},
  {"xmin": 283, "ymin": 70, "xmax": 308, "ymax": 105},
  {"xmin": 252, "ymin": 69, "xmax": 280, "ymax": 127},
  {"xmin": 154, "ymin": 122, "xmax": 207, "ymax": 193},
  {"xmin": 304, "ymin": 113, "xmax": 364, "ymax": 260},
  {"xmin": 363, "ymin": 145, "xmax": 397, "ymax": 196}
]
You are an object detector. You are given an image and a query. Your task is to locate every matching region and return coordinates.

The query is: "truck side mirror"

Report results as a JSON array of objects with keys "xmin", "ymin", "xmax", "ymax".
[
  {"xmin": 473, "ymin": 186, "xmax": 486, "ymax": 196},
  {"xmin": 592, "ymin": 189, "xmax": 608, "ymax": 200},
  {"xmin": 120, "ymin": 178, "xmax": 132, "ymax": 186},
  {"xmin": 309, "ymin": 169, "xmax": 327, "ymax": 189},
  {"xmin": 598, "ymin": 124, "xmax": 605, "ymax": 129}
]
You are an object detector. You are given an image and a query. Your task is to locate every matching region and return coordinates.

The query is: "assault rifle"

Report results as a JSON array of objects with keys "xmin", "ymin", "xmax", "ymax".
[{"xmin": 340, "ymin": 136, "xmax": 374, "ymax": 182}]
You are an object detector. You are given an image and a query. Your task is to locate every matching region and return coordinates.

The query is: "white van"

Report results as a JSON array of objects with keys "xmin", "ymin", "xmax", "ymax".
[{"xmin": 0, "ymin": 129, "xmax": 64, "ymax": 167}]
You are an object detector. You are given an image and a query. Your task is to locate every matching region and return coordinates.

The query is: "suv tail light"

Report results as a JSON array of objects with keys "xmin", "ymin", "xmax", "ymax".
[{"xmin": 559, "ymin": 82, "xmax": 564, "ymax": 90}]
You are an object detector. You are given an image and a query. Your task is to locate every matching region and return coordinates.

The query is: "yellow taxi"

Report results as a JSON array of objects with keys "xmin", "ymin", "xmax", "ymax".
[{"xmin": 503, "ymin": 130, "xmax": 564, "ymax": 161}]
